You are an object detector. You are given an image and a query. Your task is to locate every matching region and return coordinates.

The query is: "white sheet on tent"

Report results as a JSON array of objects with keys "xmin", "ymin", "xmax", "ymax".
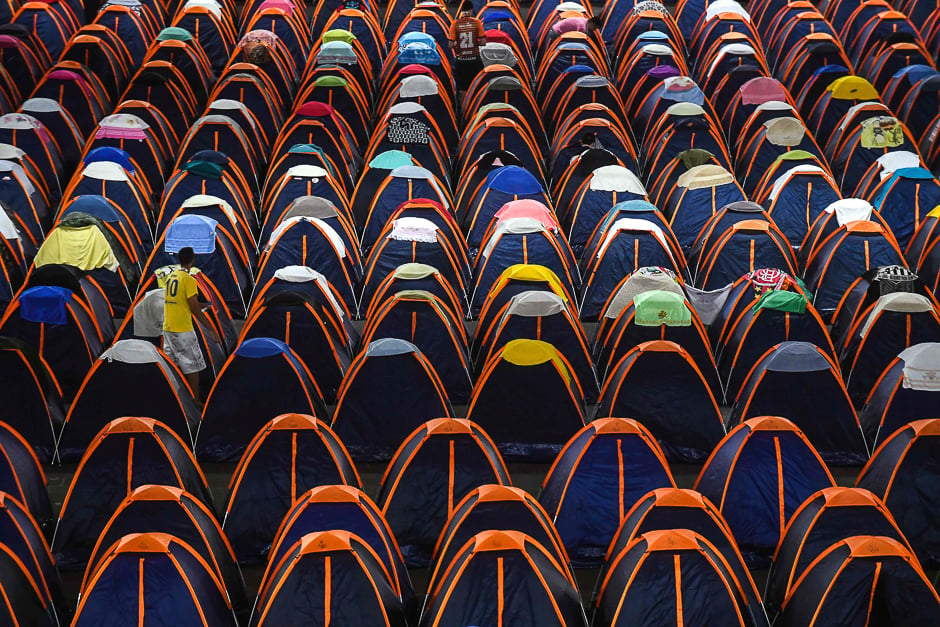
[
  {"xmin": 0, "ymin": 203, "xmax": 21, "ymax": 241},
  {"xmin": 81, "ymin": 160, "xmax": 130, "ymax": 181},
  {"xmin": 286, "ymin": 164, "xmax": 329, "ymax": 179},
  {"xmin": 899, "ymin": 343, "xmax": 940, "ymax": 390},
  {"xmin": 876, "ymin": 151, "xmax": 922, "ymax": 180},
  {"xmin": 480, "ymin": 43, "xmax": 518, "ymax": 67},
  {"xmin": 481, "ymin": 217, "xmax": 547, "ymax": 259},
  {"xmin": 597, "ymin": 217, "xmax": 671, "ymax": 260},
  {"xmin": 266, "ymin": 216, "xmax": 347, "ymax": 257},
  {"xmin": 677, "ymin": 164, "xmax": 735, "ymax": 190},
  {"xmin": 389, "ymin": 217, "xmax": 439, "ymax": 243},
  {"xmin": 641, "ymin": 43, "xmax": 675, "ymax": 57},
  {"xmin": 768, "ymin": 165, "xmax": 828, "ymax": 202},
  {"xmin": 504, "ymin": 290, "xmax": 567, "ymax": 318},
  {"xmin": 666, "ymin": 101, "xmax": 706, "ymax": 117},
  {"xmin": 824, "ymin": 198, "xmax": 873, "ymax": 226},
  {"xmin": 707, "ymin": 43, "xmax": 757, "ymax": 77},
  {"xmin": 399, "ymin": 75, "xmax": 439, "ymax": 98},
  {"xmin": 21, "ymin": 98, "xmax": 64, "ymax": 114},
  {"xmin": 589, "ymin": 165, "xmax": 647, "ymax": 194},
  {"xmin": 705, "ymin": 0, "xmax": 749, "ymax": 21},
  {"xmin": 183, "ymin": 0, "xmax": 223, "ymax": 16},
  {"xmin": 838, "ymin": 102, "xmax": 890, "ymax": 132},
  {"xmin": 133, "ymin": 289, "xmax": 165, "ymax": 337},
  {"xmin": 274, "ymin": 265, "xmax": 347, "ymax": 321},
  {"xmin": 755, "ymin": 101, "xmax": 795, "ymax": 113},
  {"xmin": 556, "ymin": 2, "xmax": 587, "ymax": 12},
  {"xmin": 763, "ymin": 117, "xmax": 807, "ymax": 146},
  {"xmin": 860, "ymin": 292, "xmax": 934, "ymax": 337},
  {"xmin": 0, "ymin": 160, "xmax": 36, "ymax": 196}
]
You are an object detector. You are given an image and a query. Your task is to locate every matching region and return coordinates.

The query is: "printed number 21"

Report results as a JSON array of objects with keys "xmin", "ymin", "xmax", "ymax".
[{"xmin": 459, "ymin": 32, "xmax": 473, "ymax": 48}]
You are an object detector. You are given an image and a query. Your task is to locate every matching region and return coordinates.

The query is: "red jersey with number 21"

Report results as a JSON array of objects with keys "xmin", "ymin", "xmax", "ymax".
[{"xmin": 452, "ymin": 16, "xmax": 485, "ymax": 60}]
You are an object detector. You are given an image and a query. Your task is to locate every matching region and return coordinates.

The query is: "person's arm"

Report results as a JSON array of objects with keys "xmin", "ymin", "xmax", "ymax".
[{"xmin": 188, "ymin": 294, "xmax": 221, "ymax": 344}]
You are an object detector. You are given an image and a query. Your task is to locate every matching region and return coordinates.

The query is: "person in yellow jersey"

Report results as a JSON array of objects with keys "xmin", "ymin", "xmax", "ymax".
[{"xmin": 163, "ymin": 247, "xmax": 220, "ymax": 403}]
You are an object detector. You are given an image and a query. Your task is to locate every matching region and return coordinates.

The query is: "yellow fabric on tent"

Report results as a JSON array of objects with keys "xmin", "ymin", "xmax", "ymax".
[
  {"xmin": 677, "ymin": 164, "xmax": 734, "ymax": 190},
  {"xmin": 500, "ymin": 338, "xmax": 571, "ymax": 384},
  {"xmin": 927, "ymin": 206, "xmax": 940, "ymax": 218},
  {"xmin": 860, "ymin": 117, "xmax": 905, "ymax": 149},
  {"xmin": 492, "ymin": 264, "xmax": 568, "ymax": 302},
  {"xmin": 393, "ymin": 263, "xmax": 439, "ymax": 280},
  {"xmin": 826, "ymin": 76, "xmax": 879, "ymax": 100},
  {"xmin": 34, "ymin": 225, "xmax": 118, "ymax": 272},
  {"xmin": 471, "ymin": 103, "xmax": 520, "ymax": 127},
  {"xmin": 394, "ymin": 289, "xmax": 436, "ymax": 302},
  {"xmin": 322, "ymin": 29, "xmax": 357, "ymax": 44}
]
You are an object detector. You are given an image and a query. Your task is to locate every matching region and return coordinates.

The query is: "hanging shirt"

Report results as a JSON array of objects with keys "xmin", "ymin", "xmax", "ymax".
[
  {"xmin": 163, "ymin": 268, "xmax": 200, "ymax": 333},
  {"xmin": 451, "ymin": 15, "xmax": 486, "ymax": 61}
]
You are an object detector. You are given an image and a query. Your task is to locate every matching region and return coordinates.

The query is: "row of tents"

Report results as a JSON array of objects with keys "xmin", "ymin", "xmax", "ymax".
[
  {"xmin": 6, "ymin": 260, "xmax": 940, "ymax": 467},
  {"xmin": 1, "ymin": 413, "xmax": 938, "ymax": 624},
  {"xmin": 3, "ymin": 281, "xmax": 940, "ymax": 469}
]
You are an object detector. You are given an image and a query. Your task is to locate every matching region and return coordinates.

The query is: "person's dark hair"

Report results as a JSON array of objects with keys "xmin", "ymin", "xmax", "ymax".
[
  {"xmin": 586, "ymin": 16, "xmax": 602, "ymax": 31},
  {"xmin": 581, "ymin": 132, "xmax": 596, "ymax": 145},
  {"xmin": 177, "ymin": 247, "xmax": 196, "ymax": 266},
  {"xmin": 243, "ymin": 40, "xmax": 272, "ymax": 64}
]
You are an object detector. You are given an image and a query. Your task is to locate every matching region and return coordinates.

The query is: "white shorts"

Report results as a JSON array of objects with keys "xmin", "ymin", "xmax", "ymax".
[{"xmin": 162, "ymin": 330, "xmax": 207, "ymax": 375}]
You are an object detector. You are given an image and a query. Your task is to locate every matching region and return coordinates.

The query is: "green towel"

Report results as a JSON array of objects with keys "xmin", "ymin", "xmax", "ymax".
[
  {"xmin": 157, "ymin": 27, "xmax": 192, "ymax": 42},
  {"xmin": 181, "ymin": 160, "xmax": 223, "ymax": 179},
  {"xmin": 633, "ymin": 290, "xmax": 692, "ymax": 327},
  {"xmin": 754, "ymin": 289, "xmax": 808, "ymax": 314},
  {"xmin": 679, "ymin": 148, "xmax": 715, "ymax": 169}
]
